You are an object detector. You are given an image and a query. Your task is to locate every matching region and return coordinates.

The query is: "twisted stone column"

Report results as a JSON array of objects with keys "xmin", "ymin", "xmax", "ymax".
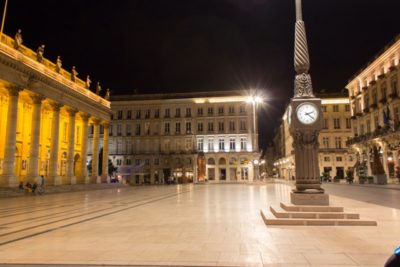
[
  {"xmin": 0, "ymin": 86, "xmax": 21, "ymax": 187},
  {"xmin": 101, "ymin": 122, "xmax": 109, "ymax": 183},
  {"xmin": 80, "ymin": 114, "xmax": 90, "ymax": 184},
  {"xmin": 91, "ymin": 119, "xmax": 100, "ymax": 183},
  {"xmin": 48, "ymin": 102, "xmax": 62, "ymax": 185},
  {"xmin": 26, "ymin": 94, "xmax": 44, "ymax": 183}
]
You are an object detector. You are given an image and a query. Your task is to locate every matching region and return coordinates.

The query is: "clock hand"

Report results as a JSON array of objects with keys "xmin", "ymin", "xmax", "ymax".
[{"xmin": 306, "ymin": 113, "xmax": 314, "ymax": 119}]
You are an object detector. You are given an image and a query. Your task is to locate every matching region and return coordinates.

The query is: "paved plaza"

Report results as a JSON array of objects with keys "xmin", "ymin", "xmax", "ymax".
[{"xmin": 0, "ymin": 182, "xmax": 399, "ymax": 267}]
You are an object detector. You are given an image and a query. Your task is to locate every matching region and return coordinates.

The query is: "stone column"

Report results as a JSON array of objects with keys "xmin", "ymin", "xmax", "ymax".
[
  {"xmin": 0, "ymin": 86, "xmax": 21, "ymax": 187},
  {"xmin": 101, "ymin": 122, "xmax": 109, "ymax": 183},
  {"xmin": 80, "ymin": 114, "xmax": 90, "ymax": 184},
  {"xmin": 65, "ymin": 108, "xmax": 78, "ymax": 184},
  {"xmin": 91, "ymin": 119, "xmax": 100, "ymax": 183},
  {"xmin": 26, "ymin": 94, "xmax": 44, "ymax": 183},
  {"xmin": 48, "ymin": 102, "xmax": 62, "ymax": 185}
]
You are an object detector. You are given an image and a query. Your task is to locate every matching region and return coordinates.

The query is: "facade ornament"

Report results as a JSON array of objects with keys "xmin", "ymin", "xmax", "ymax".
[
  {"xmin": 71, "ymin": 66, "xmax": 78, "ymax": 82},
  {"xmin": 29, "ymin": 93, "xmax": 45, "ymax": 104},
  {"xmin": 55, "ymin": 56, "xmax": 62, "ymax": 73},
  {"xmin": 85, "ymin": 75, "xmax": 91, "ymax": 89},
  {"xmin": 294, "ymin": 73, "xmax": 314, "ymax": 98},
  {"xmin": 95, "ymin": 82, "xmax": 101, "ymax": 95},
  {"xmin": 14, "ymin": 29, "xmax": 23, "ymax": 50},
  {"xmin": 36, "ymin": 44, "xmax": 45, "ymax": 63},
  {"xmin": 105, "ymin": 88, "xmax": 110, "ymax": 100}
]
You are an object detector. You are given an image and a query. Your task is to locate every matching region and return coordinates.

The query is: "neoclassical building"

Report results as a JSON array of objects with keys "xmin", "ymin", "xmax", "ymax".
[
  {"xmin": 273, "ymin": 93, "xmax": 355, "ymax": 180},
  {"xmin": 92, "ymin": 91, "xmax": 261, "ymax": 184},
  {"xmin": 0, "ymin": 34, "xmax": 111, "ymax": 187},
  {"xmin": 346, "ymin": 35, "xmax": 400, "ymax": 182}
]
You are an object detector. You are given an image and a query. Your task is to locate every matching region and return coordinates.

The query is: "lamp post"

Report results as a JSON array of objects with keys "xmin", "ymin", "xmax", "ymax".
[{"xmin": 246, "ymin": 95, "xmax": 263, "ymax": 152}]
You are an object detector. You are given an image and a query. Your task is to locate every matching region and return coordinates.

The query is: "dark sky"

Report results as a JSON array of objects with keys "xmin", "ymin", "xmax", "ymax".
[{"xmin": 5, "ymin": 0, "xmax": 400, "ymax": 150}]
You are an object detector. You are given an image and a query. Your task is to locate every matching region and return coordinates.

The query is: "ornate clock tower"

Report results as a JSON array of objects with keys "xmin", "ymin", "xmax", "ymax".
[{"xmin": 288, "ymin": 0, "xmax": 328, "ymax": 205}]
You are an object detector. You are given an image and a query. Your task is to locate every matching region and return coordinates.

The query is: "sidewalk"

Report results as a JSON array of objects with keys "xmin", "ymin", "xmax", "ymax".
[{"xmin": 0, "ymin": 183, "xmax": 128, "ymax": 198}]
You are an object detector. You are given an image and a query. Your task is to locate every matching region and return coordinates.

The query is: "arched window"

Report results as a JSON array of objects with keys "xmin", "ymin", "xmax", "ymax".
[
  {"xmin": 207, "ymin": 158, "xmax": 215, "ymax": 165},
  {"xmin": 218, "ymin": 158, "xmax": 227, "ymax": 165}
]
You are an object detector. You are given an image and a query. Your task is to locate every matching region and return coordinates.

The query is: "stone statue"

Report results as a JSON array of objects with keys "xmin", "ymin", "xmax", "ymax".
[
  {"xmin": 14, "ymin": 29, "xmax": 23, "ymax": 50},
  {"xmin": 36, "ymin": 44, "xmax": 45, "ymax": 63},
  {"xmin": 95, "ymin": 82, "xmax": 101, "ymax": 95},
  {"xmin": 55, "ymin": 56, "xmax": 62, "ymax": 73},
  {"xmin": 71, "ymin": 66, "xmax": 78, "ymax": 82},
  {"xmin": 105, "ymin": 88, "xmax": 110, "ymax": 100},
  {"xmin": 197, "ymin": 152, "xmax": 206, "ymax": 182},
  {"xmin": 86, "ymin": 75, "xmax": 91, "ymax": 89}
]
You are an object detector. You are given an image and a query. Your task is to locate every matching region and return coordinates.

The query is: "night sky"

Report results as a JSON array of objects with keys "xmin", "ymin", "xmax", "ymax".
[{"xmin": 5, "ymin": 0, "xmax": 400, "ymax": 150}]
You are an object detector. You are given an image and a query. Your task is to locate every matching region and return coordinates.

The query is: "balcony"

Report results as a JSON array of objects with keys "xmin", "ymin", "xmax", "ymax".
[{"xmin": 346, "ymin": 125, "xmax": 399, "ymax": 146}]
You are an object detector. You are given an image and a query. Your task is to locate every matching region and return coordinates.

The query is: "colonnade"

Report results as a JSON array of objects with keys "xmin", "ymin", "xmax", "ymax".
[{"xmin": 0, "ymin": 86, "xmax": 109, "ymax": 187}]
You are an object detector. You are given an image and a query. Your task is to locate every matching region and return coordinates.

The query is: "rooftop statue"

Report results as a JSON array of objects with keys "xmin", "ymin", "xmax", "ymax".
[
  {"xmin": 96, "ymin": 82, "xmax": 102, "ymax": 95},
  {"xmin": 71, "ymin": 66, "xmax": 78, "ymax": 82},
  {"xmin": 36, "ymin": 44, "xmax": 45, "ymax": 63},
  {"xmin": 105, "ymin": 88, "xmax": 110, "ymax": 100},
  {"xmin": 14, "ymin": 29, "xmax": 23, "ymax": 50},
  {"xmin": 86, "ymin": 75, "xmax": 91, "ymax": 89},
  {"xmin": 55, "ymin": 56, "xmax": 62, "ymax": 73}
]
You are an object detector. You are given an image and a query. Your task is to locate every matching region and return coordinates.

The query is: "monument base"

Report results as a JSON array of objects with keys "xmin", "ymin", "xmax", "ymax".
[{"xmin": 290, "ymin": 192, "xmax": 329, "ymax": 206}]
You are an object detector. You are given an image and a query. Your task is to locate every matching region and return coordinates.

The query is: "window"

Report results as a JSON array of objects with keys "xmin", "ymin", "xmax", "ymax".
[
  {"xmin": 186, "ymin": 122, "xmax": 191, "ymax": 133},
  {"xmin": 126, "ymin": 124, "xmax": 131, "ymax": 136},
  {"xmin": 372, "ymin": 88, "xmax": 378, "ymax": 105},
  {"xmin": 336, "ymin": 157, "xmax": 343, "ymax": 162},
  {"xmin": 135, "ymin": 159, "xmax": 141, "ymax": 166},
  {"xmin": 229, "ymin": 106, "xmax": 235, "ymax": 114},
  {"xmin": 333, "ymin": 105, "xmax": 339, "ymax": 112},
  {"xmin": 136, "ymin": 110, "xmax": 141, "ymax": 119},
  {"xmin": 366, "ymin": 120, "xmax": 371, "ymax": 133},
  {"xmin": 240, "ymin": 138, "xmax": 247, "ymax": 151},
  {"xmin": 348, "ymin": 156, "xmax": 353, "ymax": 162},
  {"xmin": 208, "ymin": 139, "xmax": 214, "ymax": 152},
  {"xmin": 185, "ymin": 139, "xmax": 192, "ymax": 150},
  {"xmin": 185, "ymin": 108, "xmax": 191, "ymax": 117},
  {"xmin": 145, "ymin": 159, "xmax": 150, "ymax": 166},
  {"xmin": 117, "ymin": 110, "xmax": 123, "ymax": 120},
  {"xmin": 335, "ymin": 137, "xmax": 342, "ymax": 149},
  {"xmin": 346, "ymin": 118, "xmax": 351, "ymax": 129},
  {"xmin": 218, "ymin": 106, "xmax": 224, "ymax": 114},
  {"xmin": 218, "ymin": 122, "xmax": 224, "ymax": 132},
  {"xmin": 364, "ymin": 96, "xmax": 370, "ymax": 108},
  {"xmin": 345, "ymin": 104, "xmax": 350, "ymax": 112},
  {"xmin": 208, "ymin": 122, "xmax": 214, "ymax": 132},
  {"xmin": 360, "ymin": 124, "xmax": 365, "ymax": 135},
  {"xmin": 239, "ymin": 106, "xmax": 245, "ymax": 113},
  {"xmin": 154, "ymin": 109, "xmax": 160, "ymax": 118},
  {"xmin": 100, "ymin": 125, "xmax": 104, "ymax": 135},
  {"xmin": 145, "ymin": 110, "xmax": 150, "ymax": 119},
  {"xmin": 240, "ymin": 120, "xmax": 247, "ymax": 131},
  {"xmin": 117, "ymin": 159, "xmax": 122, "ymax": 166},
  {"xmin": 322, "ymin": 105, "xmax": 327, "ymax": 112},
  {"xmin": 175, "ymin": 122, "xmax": 181, "ymax": 133},
  {"xmin": 208, "ymin": 107, "xmax": 214, "ymax": 115},
  {"xmin": 135, "ymin": 124, "xmax": 140, "ymax": 136},
  {"xmin": 333, "ymin": 118, "xmax": 341, "ymax": 129},
  {"xmin": 322, "ymin": 137, "xmax": 329, "ymax": 148},
  {"xmin": 117, "ymin": 124, "xmax": 122, "ymax": 136},
  {"xmin": 392, "ymin": 77, "xmax": 398, "ymax": 95},
  {"xmin": 322, "ymin": 119, "xmax": 328, "ymax": 129},
  {"xmin": 109, "ymin": 125, "xmax": 113, "ymax": 136},
  {"xmin": 197, "ymin": 139, "xmax": 204, "ymax": 151},
  {"xmin": 154, "ymin": 158, "xmax": 159, "ymax": 165},
  {"xmin": 164, "ymin": 122, "xmax": 170, "ymax": 134},
  {"xmin": 219, "ymin": 138, "xmax": 225, "ymax": 151},
  {"xmin": 165, "ymin": 109, "xmax": 170, "ymax": 118},
  {"xmin": 381, "ymin": 84, "xmax": 387, "ymax": 100},
  {"xmin": 229, "ymin": 121, "xmax": 235, "ymax": 131},
  {"xmin": 175, "ymin": 108, "xmax": 180, "ymax": 117},
  {"xmin": 197, "ymin": 108, "xmax": 203, "ymax": 115},
  {"xmin": 197, "ymin": 122, "xmax": 203, "ymax": 132},
  {"xmin": 127, "ymin": 110, "xmax": 132, "ymax": 120},
  {"xmin": 126, "ymin": 159, "xmax": 132, "ymax": 165},
  {"xmin": 324, "ymin": 156, "xmax": 330, "ymax": 162},
  {"xmin": 229, "ymin": 138, "xmax": 236, "ymax": 151}
]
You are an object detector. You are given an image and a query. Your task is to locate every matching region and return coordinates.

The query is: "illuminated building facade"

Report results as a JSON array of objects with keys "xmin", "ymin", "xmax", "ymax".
[
  {"xmin": 273, "ymin": 93, "xmax": 355, "ymax": 180},
  {"xmin": 0, "ymin": 34, "xmax": 111, "ymax": 187},
  {"xmin": 346, "ymin": 36, "xmax": 400, "ymax": 183},
  {"xmin": 97, "ymin": 91, "xmax": 261, "ymax": 184}
]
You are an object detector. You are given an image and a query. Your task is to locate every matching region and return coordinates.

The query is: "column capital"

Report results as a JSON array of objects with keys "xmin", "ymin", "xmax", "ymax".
[
  {"xmin": 102, "ymin": 121, "xmax": 110, "ymax": 128},
  {"xmin": 91, "ymin": 118, "xmax": 101, "ymax": 125},
  {"xmin": 65, "ymin": 107, "xmax": 78, "ymax": 116},
  {"xmin": 49, "ymin": 101, "xmax": 63, "ymax": 112},
  {"xmin": 29, "ymin": 93, "xmax": 45, "ymax": 104},
  {"xmin": 6, "ymin": 85, "xmax": 23, "ymax": 96},
  {"xmin": 79, "ymin": 113, "xmax": 91, "ymax": 122}
]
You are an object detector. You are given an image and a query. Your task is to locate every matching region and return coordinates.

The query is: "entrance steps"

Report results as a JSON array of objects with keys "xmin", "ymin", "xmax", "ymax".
[{"xmin": 261, "ymin": 203, "xmax": 377, "ymax": 226}]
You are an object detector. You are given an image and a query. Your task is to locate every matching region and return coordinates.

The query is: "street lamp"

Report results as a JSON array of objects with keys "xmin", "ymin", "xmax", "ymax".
[{"xmin": 246, "ymin": 94, "xmax": 263, "ymax": 152}]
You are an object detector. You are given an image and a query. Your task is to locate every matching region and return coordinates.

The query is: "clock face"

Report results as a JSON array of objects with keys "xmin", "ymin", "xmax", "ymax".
[{"xmin": 296, "ymin": 103, "xmax": 319, "ymax": 125}]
